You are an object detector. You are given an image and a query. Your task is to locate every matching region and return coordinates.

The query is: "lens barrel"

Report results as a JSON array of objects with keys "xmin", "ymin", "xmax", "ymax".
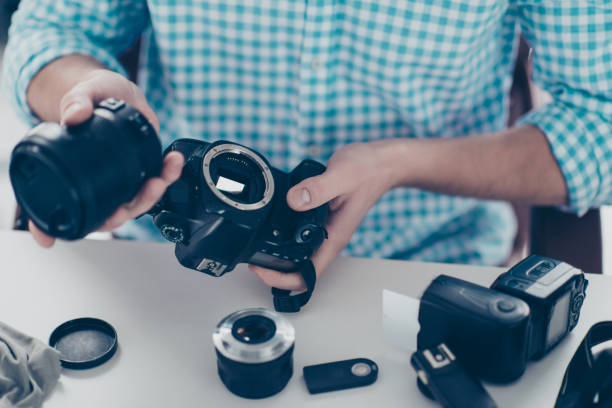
[
  {"xmin": 9, "ymin": 99, "xmax": 162, "ymax": 239},
  {"xmin": 213, "ymin": 308, "xmax": 295, "ymax": 399}
]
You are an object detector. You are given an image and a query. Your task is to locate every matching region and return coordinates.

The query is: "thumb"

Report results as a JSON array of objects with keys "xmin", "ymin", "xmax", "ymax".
[
  {"xmin": 60, "ymin": 84, "xmax": 93, "ymax": 125},
  {"xmin": 59, "ymin": 84, "xmax": 95, "ymax": 126},
  {"xmin": 287, "ymin": 167, "xmax": 352, "ymax": 211}
]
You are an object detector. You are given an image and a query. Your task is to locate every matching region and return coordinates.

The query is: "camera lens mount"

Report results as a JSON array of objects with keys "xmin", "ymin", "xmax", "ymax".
[
  {"xmin": 213, "ymin": 308, "xmax": 294, "ymax": 364},
  {"xmin": 202, "ymin": 144, "xmax": 274, "ymax": 211},
  {"xmin": 213, "ymin": 308, "xmax": 295, "ymax": 399}
]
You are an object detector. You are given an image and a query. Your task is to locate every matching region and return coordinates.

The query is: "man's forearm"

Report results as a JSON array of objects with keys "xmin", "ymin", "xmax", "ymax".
[
  {"xmin": 378, "ymin": 124, "xmax": 568, "ymax": 205},
  {"xmin": 26, "ymin": 54, "xmax": 106, "ymax": 122}
]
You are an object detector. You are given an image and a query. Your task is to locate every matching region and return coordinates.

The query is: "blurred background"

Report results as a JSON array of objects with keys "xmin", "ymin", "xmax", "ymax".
[
  {"xmin": 1, "ymin": 1, "xmax": 610, "ymax": 273},
  {"xmin": 0, "ymin": 0, "xmax": 27, "ymax": 230}
]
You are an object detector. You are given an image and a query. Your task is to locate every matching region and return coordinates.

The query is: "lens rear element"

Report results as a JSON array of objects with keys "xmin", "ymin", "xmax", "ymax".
[{"xmin": 232, "ymin": 315, "xmax": 277, "ymax": 344}]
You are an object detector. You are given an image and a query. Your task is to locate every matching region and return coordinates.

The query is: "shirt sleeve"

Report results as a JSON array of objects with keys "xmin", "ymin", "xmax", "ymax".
[
  {"xmin": 1, "ymin": 0, "xmax": 150, "ymax": 123},
  {"xmin": 516, "ymin": 2, "xmax": 612, "ymax": 215}
]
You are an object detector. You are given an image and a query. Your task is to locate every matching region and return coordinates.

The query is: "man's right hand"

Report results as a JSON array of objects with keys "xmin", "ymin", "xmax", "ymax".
[{"xmin": 27, "ymin": 68, "xmax": 184, "ymax": 247}]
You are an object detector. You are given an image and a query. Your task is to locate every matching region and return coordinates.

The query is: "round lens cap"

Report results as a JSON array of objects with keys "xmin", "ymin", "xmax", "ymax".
[{"xmin": 49, "ymin": 318, "xmax": 118, "ymax": 369}]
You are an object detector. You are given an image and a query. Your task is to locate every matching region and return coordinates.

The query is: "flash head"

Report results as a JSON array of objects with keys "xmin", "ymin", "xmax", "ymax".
[{"xmin": 492, "ymin": 255, "xmax": 588, "ymax": 358}]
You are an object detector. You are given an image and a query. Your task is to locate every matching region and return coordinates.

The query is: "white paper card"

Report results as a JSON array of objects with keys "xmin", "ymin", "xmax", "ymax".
[{"xmin": 382, "ymin": 289, "xmax": 421, "ymax": 351}]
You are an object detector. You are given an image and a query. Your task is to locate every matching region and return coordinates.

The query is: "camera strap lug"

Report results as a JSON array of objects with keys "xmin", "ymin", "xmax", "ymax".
[{"xmin": 271, "ymin": 261, "xmax": 316, "ymax": 313}]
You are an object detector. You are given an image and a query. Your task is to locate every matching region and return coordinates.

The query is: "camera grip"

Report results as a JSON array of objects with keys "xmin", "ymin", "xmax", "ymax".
[{"xmin": 290, "ymin": 159, "xmax": 326, "ymax": 185}]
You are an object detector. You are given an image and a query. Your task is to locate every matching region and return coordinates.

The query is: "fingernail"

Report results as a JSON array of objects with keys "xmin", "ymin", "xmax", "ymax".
[
  {"xmin": 63, "ymin": 102, "xmax": 82, "ymax": 120},
  {"xmin": 289, "ymin": 187, "xmax": 311, "ymax": 208},
  {"xmin": 301, "ymin": 188, "xmax": 311, "ymax": 204}
]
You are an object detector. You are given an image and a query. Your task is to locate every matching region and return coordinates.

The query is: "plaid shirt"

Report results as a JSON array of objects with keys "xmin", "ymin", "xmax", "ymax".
[{"xmin": 3, "ymin": 1, "xmax": 611, "ymax": 265}]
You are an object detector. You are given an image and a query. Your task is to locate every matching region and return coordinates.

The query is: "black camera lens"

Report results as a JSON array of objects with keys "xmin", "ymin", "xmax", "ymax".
[
  {"xmin": 9, "ymin": 99, "xmax": 162, "ymax": 239},
  {"xmin": 213, "ymin": 308, "xmax": 295, "ymax": 399}
]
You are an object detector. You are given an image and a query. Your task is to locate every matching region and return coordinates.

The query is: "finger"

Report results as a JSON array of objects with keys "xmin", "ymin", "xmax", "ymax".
[
  {"xmin": 60, "ymin": 83, "xmax": 95, "ymax": 126},
  {"xmin": 98, "ymin": 206, "xmax": 131, "ymax": 232},
  {"xmin": 310, "ymin": 196, "xmax": 370, "ymax": 276},
  {"xmin": 123, "ymin": 152, "xmax": 184, "ymax": 215},
  {"xmin": 28, "ymin": 220, "xmax": 55, "ymax": 248},
  {"xmin": 160, "ymin": 151, "xmax": 185, "ymax": 183},
  {"xmin": 99, "ymin": 178, "xmax": 168, "ymax": 231},
  {"xmin": 60, "ymin": 72, "xmax": 160, "ymax": 133},
  {"xmin": 122, "ymin": 83, "xmax": 160, "ymax": 133},
  {"xmin": 286, "ymin": 166, "xmax": 357, "ymax": 212},
  {"xmin": 248, "ymin": 265, "xmax": 306, "ymax": 292},
  {"xmin": 98, "ymin": 152, "xmax": 184, "ymax": 231}
]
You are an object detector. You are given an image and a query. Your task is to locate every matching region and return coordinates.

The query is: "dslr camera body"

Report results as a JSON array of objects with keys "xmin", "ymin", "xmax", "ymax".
[
  {"xmin": 149, "ymin": 138, "xmax": 328, "ymax": 276},
  {"xmin": 9, "ymin": 99, "xmax": 328, "ymax": 280}
]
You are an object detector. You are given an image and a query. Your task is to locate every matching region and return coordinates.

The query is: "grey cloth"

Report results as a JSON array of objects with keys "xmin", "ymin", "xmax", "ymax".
[{"xmin": 0, "ymin": 322, "xmax": 61, "ymax": 408}]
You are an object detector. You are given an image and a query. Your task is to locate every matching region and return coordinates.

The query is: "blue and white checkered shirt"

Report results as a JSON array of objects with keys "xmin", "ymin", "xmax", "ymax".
[{"xmin": 3, "ymin": 1, "xmax": 612, "ymax": 265}]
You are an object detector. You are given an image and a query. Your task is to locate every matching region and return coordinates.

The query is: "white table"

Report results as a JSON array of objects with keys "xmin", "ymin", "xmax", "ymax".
[{"xmin": 1, "ymin": 230, "xmax": 610, "ymax": 407}]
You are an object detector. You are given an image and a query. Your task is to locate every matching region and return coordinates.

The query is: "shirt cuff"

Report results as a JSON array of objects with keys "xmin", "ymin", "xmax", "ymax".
[
  {"xmin": 518, "ymin": 101, "xmax": 604, "ymax": 216},
  {"xmin": 5, "ymin": 40, "xmax": 127, "ymax": 124}
]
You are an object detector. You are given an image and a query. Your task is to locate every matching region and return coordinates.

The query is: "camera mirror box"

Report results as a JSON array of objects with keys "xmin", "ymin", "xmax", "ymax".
[{"xmin": 215, "ymin": 176, "xmax": 246, "ymax": 194}]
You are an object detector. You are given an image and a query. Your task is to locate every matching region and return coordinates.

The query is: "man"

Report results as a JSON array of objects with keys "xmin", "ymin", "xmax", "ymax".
[{"xmin": 3, "ymin": 1, "xmax": 611, "ymax": 292}]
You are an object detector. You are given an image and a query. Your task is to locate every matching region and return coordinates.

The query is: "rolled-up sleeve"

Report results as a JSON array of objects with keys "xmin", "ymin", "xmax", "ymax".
[
  {"xmin": 1, "ymin": 0, "xmax": 149, "ymax": 122},
  {"xmin": 517, "ymin": 2, "xmax": 612, "ymax": 215}
]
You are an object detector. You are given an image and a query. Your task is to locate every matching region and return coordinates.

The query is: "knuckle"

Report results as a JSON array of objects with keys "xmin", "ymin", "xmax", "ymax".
[
  {"xmin": 83, "ymin": 68, "xmax": 111, "ymax": 82},
  {"xmin": 60, "ymin": 84, "xmax": 88, "ymax": 108}
]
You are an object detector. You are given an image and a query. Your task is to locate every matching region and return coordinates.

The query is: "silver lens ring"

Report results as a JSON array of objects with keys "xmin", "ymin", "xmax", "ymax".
[
  {"xmin": 202, "ymin": 143, "xmax": 274, "ymax": 211},
  {"xmin": 213, "ymin": 308, "xmax": 295, "ymax": 364}
]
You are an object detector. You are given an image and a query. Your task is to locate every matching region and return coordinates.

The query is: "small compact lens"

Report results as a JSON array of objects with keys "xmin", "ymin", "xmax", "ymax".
[
  {"xmin": 213, "ymin": 308, "xmax": 294, "ymax": 399},
  {"xmin": 9, "ymin": 99, "xmax": 162, "ymax": 239}
]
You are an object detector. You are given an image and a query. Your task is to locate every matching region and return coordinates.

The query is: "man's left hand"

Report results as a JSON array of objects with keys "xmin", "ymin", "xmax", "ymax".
[{"xmin": 249, "ymin": 140, "xmax": 397, "ymax": 291}]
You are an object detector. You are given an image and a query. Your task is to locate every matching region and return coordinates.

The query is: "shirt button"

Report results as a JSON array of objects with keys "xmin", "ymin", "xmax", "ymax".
[
  {"xmin": 308, "ymin": 145, "xmax": 321, "ymax": 156},
  {"xmin": 311, "ymin": 57, "xmax": 322, "ymax": 70}
]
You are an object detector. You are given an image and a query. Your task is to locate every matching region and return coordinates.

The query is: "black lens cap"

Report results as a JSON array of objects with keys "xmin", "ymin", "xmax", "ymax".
[{"xmin": 49, "ymin": 318, "xmax": 118, "ymax": 369}]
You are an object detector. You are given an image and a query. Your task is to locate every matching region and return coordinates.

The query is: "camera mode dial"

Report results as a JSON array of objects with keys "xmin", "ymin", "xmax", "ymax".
[
  {"xmin": 160, "ymin": 224, "xmax": 185, "ymax": 243},
  {"xmin": 572, "ymin": 293, "xmax": 585, "ymax": 313}
]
